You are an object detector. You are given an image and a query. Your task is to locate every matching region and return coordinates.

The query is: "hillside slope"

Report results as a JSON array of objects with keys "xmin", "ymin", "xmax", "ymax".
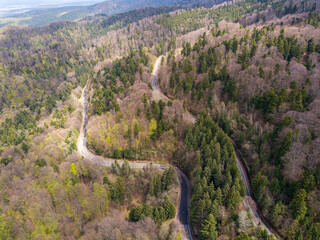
[
  {"xmin": 0, "ymin": 0, "xmax": 184, "ymax": 27},
  {"xmin": 0, "ymin": 0, "xmax": 319, "ymax": 239}
]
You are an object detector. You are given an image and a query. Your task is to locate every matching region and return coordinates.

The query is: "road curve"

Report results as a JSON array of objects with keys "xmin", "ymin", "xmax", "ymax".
[
  {"xmin": 151, "ymin": 54, "xmax": 280, "ymax": 239},
  {"xmin": 77, "ymin": 84, "xmax": 193, "ymax": 239},
  {"xmin": 77, "ymin": 86, "xmax": 168, "ymax": 170}
]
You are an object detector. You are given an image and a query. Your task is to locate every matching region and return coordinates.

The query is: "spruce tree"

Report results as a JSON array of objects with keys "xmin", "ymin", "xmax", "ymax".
[
  {"xmin": 164, "ymin": 196, "xmax": 176, "ymax": 219},
  {"xmin": 199, "ymin": 214, "xmax": 218, "ymax": 240}
]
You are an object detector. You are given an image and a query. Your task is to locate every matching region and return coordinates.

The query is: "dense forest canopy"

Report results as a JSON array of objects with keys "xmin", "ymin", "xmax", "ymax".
[
  {"xmin": 0, "ymin": 0, "xmax": 319, "ymax": 239},
  {"xmin": 157, "ymin": 7, "xmax": 320, "ymax": 239}
]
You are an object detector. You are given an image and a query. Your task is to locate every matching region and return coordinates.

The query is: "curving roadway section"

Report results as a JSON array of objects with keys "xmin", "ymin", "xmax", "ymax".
[
  {"xmin": 77, "ymin": 86, "xmax": 168, "ymax": 170},
  {"xmin": 151, "ymin": 54, "xmax": 280, "ymax": 239},
  {"xmin": 77, "ymin": 80, "xmax": 193, "ymax": 239},
  {"xmin": 77, "ymin": 54, "xmax": 279, "ymax": 240}
]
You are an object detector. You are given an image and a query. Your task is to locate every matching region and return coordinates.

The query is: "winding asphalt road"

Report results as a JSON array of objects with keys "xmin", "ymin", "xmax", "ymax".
[
  {"xmin": 77, "ymin": 61, "xmax": 193, "ymax": 239},
  {"xmin": 151, "ymin": 55, "xmax": 279, "ymax": 239},
  {"xmin": 77, "ymin": 86, "xmax": 168, "ymax": 170},
  {"xmin": 77, "ymin": 54, "xmax": 278, "ymax": 239}
]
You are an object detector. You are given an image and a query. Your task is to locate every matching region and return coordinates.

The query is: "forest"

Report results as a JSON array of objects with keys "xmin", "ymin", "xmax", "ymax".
[
  {"xmin": 158, "ymin": 11, "xmax": 320, "ymax": 239},
  {"xmin": 0, "ymin": 0, "xmax": 319, "ymax": 239}
]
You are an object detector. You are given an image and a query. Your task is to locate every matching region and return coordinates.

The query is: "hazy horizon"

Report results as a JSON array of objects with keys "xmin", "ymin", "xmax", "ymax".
[{"xmin": 0, "ymin": 0, "xmax": 105, "ymax": 17}]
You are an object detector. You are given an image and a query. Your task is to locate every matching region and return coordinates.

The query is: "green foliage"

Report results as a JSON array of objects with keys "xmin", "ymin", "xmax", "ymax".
[
  {"xmin": 136, "ymin": 107, "xmax": 141, "ymax": 117},
  {"xmin": 273, "ymin": 29, "xmax": 302, "ymax": 61},
  {"xmin": 302, "ymin": 171, "xmax": 316, "ymax": 192},
  {"xmin": 67, "ymin": 104, "xmax": 75, "ymax": 113},
  {"xmin": 251, "ymin": 172, "xmax": 268, "ymax": 205},
  {"xmin": 134, "ymin": 123, "xmax": 139, "ymax": 138},
  {"xmin": 213, "ymin": 67, "xmax": 238, "ymax": 101},
  {"xmin": 227, "ymin": 185, "xmax": 242, "ymax": 209},
  {"xmin": 35, "ymin": 157, "xmax": 47, "ymax": 168},
  {"xmin": 230, "ymin": 36, "xmax": 239, "ymax": 54},
  {"xmin": 276, "ymin": 130, "xmax": 292, "ymax": 165},
  {"xmin": 185, "ymin": 112, "xmax": 244, "ymax": 231},
  {"xmin": 164, "ymin": 196, "xmax": 176, "ymax": 219},
  {"xmin": 0, "ymin": 156, "xmax": 13, "ymax": 166},
  {"xmin": 183, "ymin": 58, "xmax": 193, "ymax": 73},
  {"xmin": 114, "ymin": 148, "xmax": 123, "ymax": 159},
  {"xmin": 21, "ymin": 142, "xmax": 30, "ymax": 153},
  {"xmin": 148, "ymin": 119, "xmax": 157, "ymax": 141},
  {"xmin": 257, "ymin": 226, "xmax": 275, "ymax": 240},
  {"xmin": 305, "ymin": 12, "xmax": 320, "ymax": 27},
  {"xmin": 238, "ymin": 46, "xmax": 250, "ymax": 69},
  {"xmin": 0, "ymin": 213, "xmax": 13, "ymax": 239},
  {"xmin": 271, "ymin": 202, "xmax": 285, "ymax": 224},
  {"xmin": 92, "ymin": 51, "xmax": 149, "ymax": 115},
  {"xmin": 254, "ymin": 84, "xmax": 312, "ymax": 115},
  {"xmin": 211, "ymin": 26, "xmax": 226, "ymax": 37},
  {"xmin": 115, "ymin": 177, "xmax": 125, "ymax": 202},
  {"xmin": 259, "ymin": 66, "xmax": 265, "ymax": 78},
  {"xmin": 290, "ymin": 189, "xmax": 307, "ymax": 220},
  {"xmin": 50, "ymin": 109, "xmax": 66, "ymax": 129},
  {"xmin": 235, "ymin": 233, "xmax": 251, "ymax": 240},
  {"xmin": 149, "ymin": 167, "xmax": 175, "ymax": 196},
  {"xmin": 64, "ymin": 129, "xmax": 79, "ymax": 154},
  {"xmin": 129, "ymin": 196, "xmax": 176, "ymax": 222},
  {"xmin": 182, "ymin": 42, "xmax": 192, "ymax": 56},
  {"xmin": 199, "ymin": 214, "xmax": 218, "ymax": 240},
  {"xmin": 70, "ymin": 163, "xmax": 78, "ymax": 176}
]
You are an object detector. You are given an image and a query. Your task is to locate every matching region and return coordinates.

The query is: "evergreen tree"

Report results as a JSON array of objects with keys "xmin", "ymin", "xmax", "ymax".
[
  {"xmin": 235, "ymin": 233, "xmax": 251, "ymax": 240},
  {"xmin": 199, "ymin": 214, "xmax": 218, "ymax": 240},
  {"xmin": 259, "ymin": 66, "xmax": 265, "ymax": 79},
  {"xmin": 227, "ymin": 185, "xmax": 242, "ymax": 209},
  {"xmin": 231, "ymin": 36, "xmax": 239, "ymax": 54},
  {"xmin": 129, "ymin": 206, "xmax": 143, "ymax": 222},
  {"xmin": 290, "ymin": 189, "xmax": 307, "ymax": 220},
  {"xmin": 251, "ymin": 172, "xmax": 267, "ymax": 205},
  {"xmin": 164, "ymin": 196, "xmax": 176, "ymax": 219},
  {"xmin": 158, "ymin": 207, "xmax": 167, "ymax": 221}
]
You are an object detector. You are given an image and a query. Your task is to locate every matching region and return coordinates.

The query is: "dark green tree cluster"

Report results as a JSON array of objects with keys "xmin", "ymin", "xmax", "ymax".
[
  {"xmin": 306, "ymin": 38, "xmax": 320, "ymax": 54},
  {"xmin": 237, "ymin": 46, "xmax": 250, "ymax": 70},
  {"xmin": 92, "ymin": 50, "xmax": 149, "ymax": 115},
  {"xmin": 103, "ymin": 160, "xmax": 132, "ymax": 203},
  {"xmin": 193, "ymin": 33, "xmax": 208, "ymax": 53},
  {"xmin": 149, "ymin": 166, "xmax": 175, "ymax": 196},
  {"xmin": 109, "ymin": 177, "xmax": 125, "ymax": 203},
  {"xmin": 155, "ymin": 9, "xmax": 207, "ymax": 34},
  {"xmin": 0, "ymin": 111, "xmax": 39, "ymax": 146},
  {"xmin": 210, "ymin": 67, "xmax": 238, "ymax": 101},
  {"xmin": 251, "ymin": 172, "xmax": 268, "ymax": 205},
  {"xmin": 113, "ymin": 147, "xmax": 139, "ymax": 160},
  {"xmin": 184, "ymin": 112, "xmax": 245, "ymax": 237},
  {"xmin": 169, "ymin": 47, "xmax": 218, "ymax": 101},
  {"xmin": 305, "ymin": 11, "xmax": 320, "ymax": 27},
  {"xmin": 210, "ymin": 26, "xmax": 227, "ymax": 37},
  {"xmin": 146, "ymin": 98, "xmax": 171, "ymax": 140},
  {"xmin": 129, "ymin": 196, "xmax": 176, "ymax": 222},
  {"xmin": 182, "ymin": 42, "xmax": 192, "ymax": 56},
  {"xmin": 265, "ymin": 28, "xmax": 303, "ymax": 61},
  {"xmin": 253, "ymin": 83, "xmax": 312, "ymax": 114},
  {"xmin": 199, "ymin": 214, "xmax": 218, "ymax": 240},
  {"xmin": 198, "ymin": 46, "xmax": 219, "ymax": 74},
  {"xmin": 223, "ymin": 35, "xmax": 239, "ymax": 54}
]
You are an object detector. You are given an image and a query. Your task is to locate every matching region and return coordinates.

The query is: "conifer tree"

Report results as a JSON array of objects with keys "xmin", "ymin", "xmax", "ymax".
[{"xmin": 199, "ymin": 214, "xmax": 218, "ymax": 240}]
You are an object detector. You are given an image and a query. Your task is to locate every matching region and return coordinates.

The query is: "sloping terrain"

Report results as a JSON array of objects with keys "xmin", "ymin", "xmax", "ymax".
[
  {"xmin": 0, "ymin": 0, "xmax": 188, "ymax": 27},
  {"xmin": 0, "ymin": 0, "xmax": 319, "ymax": 239}
]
